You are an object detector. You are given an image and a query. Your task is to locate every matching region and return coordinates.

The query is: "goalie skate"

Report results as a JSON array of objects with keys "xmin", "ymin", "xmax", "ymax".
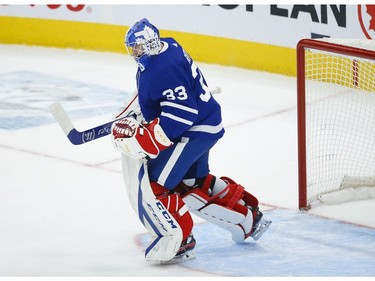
[
  {"xmin": 250, "ymin": 218, "xmax": 272, "ymax": 241},
  {"xmin": 160, "ymin": 249, "xmax": 196, "ymax": 265},
  {"xmin": 160, "ymin": 233, "xmax": 196, "ymax": 264}
]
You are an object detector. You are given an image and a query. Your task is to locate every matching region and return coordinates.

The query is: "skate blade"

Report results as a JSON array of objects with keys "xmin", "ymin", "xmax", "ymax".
[
  {"xmin": 160, "ymin": 250, "xmax": 196, "ymax": 265},
  {"xmin": 250, "ymin": 219, "xmax": 272, "ymax": 241}
]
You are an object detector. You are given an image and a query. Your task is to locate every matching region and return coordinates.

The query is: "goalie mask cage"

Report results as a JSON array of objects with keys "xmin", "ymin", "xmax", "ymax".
[{"xmin": 297, "ymin": 38, "xmax": 375, "ymax": 210}]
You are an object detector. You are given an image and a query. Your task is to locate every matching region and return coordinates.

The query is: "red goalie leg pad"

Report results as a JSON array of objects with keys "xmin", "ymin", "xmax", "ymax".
[
  {"xmin": 151, "ymin": 182, "xmax": 193, "ymax": 240},
  {"xmin": 150, "ymin": 181, "xmax": 169, "ymax": 196},
  {"xmin": 242, "ymin": 190, "xmax": 259, "ymax": 209},
  {"xmin": 213, "ymin": 186, "xmax": 249, "ymax": 216},
  {"xmin": 209, "ymin": 176, "xmax": 259, "ymax": 217},
  {"xmin": 199, "ymin": 174, "xmax": 216, "ymax": 194},
  {"xmin": 220, "ymin": 176, "xmax": 259, "ymax": 206},
  {"xmin": 158, "ymin": 194, "xmax": 193, "ymax": 240}
]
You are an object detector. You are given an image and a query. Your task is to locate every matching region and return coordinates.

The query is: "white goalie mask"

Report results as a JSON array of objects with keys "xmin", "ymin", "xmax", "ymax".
[{"xmin": 125, "ymin": 18, "xmax": 162, "ymax": 71}]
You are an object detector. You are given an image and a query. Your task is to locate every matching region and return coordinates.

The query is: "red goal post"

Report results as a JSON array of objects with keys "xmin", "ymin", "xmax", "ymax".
[{"xmin": 297, "ymin": 38, "xmax": 375, "ymax": 211}]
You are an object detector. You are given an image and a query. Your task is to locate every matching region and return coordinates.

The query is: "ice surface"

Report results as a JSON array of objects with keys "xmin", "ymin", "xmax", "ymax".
[
  {"xmin": 0, "ymin": 44, "xmax": 374, "ymax": 277},
  {"xmin": 138, "ymin": 208, "xmax": 375, "ymax": 276}
]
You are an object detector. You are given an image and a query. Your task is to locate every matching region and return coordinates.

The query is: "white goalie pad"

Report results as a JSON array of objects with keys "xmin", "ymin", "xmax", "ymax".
[
  {"xmin": 183, "ymin": 192, "xmax": 253, "ymax": 243},
  {"xmin": 121, "ymin": 155, "xmax": 183, "ymax": 261}
]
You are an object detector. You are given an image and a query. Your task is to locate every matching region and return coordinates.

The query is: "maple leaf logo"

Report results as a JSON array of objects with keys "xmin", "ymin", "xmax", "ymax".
[
  {"xmin": 135, "ymin": 25, "xmax": 158, "ymax": 44},
  {"xmin": 143, "ymin": 25, "xmax": 158, "ymax": 41}
]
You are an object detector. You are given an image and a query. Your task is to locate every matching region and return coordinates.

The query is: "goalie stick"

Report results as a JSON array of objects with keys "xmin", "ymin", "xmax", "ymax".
[{"xmin": 49, "ymin": 87, "xmax": 222, "ymax": 145}]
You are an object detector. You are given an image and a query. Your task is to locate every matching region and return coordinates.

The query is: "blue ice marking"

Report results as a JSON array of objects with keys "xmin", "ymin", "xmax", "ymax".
[{"xmin": 0, "ymin": 71, "xmax": 130, "ymax": 130}]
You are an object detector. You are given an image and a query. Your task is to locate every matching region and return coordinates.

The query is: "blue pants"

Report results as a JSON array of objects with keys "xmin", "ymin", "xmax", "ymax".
[{"xmin": 147, "ymin": 137, "xmax": 218, "ymax": 190}]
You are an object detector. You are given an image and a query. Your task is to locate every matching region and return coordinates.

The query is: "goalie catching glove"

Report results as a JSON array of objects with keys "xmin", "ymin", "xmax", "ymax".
[{"xmin": 111, "ymin": 117, "xmax": 173, "ymax": 159}]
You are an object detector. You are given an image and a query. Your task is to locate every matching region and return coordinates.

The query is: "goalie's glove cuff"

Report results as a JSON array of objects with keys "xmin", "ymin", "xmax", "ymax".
[{"xmin": 111, "ymin": 117, "xmax": 173, "ymax": 160}]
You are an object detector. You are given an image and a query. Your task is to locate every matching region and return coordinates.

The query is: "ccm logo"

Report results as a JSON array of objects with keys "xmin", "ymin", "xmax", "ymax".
[
  {"xmin": 156, "ymin": 201, "xmax": 178, "ymax": 229},
  {"xmin": 146, "ymin": 202, "xmax": 178, "ymax": 232}
]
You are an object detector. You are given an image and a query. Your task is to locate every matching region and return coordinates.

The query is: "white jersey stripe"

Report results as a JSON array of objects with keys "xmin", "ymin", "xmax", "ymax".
[
  {"xmin": 187, "ymin": 123, "xmax": 223, "ymax": 134},
  {"xmin": 158, "ymin": 137, "xmax": 189, "ymax": 185},
  {"xmin": 161, "ymin": 112, "xmax": 193, "ymax": 126},
  {"xmin": 160, "ymin": 101, "xmax": 198, "ymax": 114}
]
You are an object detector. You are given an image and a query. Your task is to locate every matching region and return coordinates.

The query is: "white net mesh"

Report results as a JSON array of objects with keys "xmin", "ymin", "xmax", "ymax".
[{"xmin": 304, "ymin": 39, "xmax": 375, "ymax": 206}]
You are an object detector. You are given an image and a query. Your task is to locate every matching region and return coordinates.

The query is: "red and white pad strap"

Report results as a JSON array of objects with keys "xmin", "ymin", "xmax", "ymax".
[{"xmin": 182, "ymin": 188, "xmax": 254, "ymax": 243}]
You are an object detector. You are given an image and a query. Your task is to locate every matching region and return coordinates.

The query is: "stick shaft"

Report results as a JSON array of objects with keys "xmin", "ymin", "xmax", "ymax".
[{"xmin": 50, "ymin": 87, "xmax": 221, "ymax": 145}]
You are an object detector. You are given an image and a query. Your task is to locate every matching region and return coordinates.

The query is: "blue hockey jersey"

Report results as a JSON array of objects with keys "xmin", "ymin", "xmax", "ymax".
[{"xmin": 136, "ymin": 37, "xmax": 225, "ymax": 141}]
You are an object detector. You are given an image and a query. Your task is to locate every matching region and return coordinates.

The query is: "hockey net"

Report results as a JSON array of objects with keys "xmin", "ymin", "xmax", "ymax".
[{"xmin": 297, "ymin": 38, "xmax": 375, "ymax": 210}]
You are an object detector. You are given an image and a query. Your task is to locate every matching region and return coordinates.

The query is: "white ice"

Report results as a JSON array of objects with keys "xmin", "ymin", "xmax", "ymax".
[{"xmin": 0, "ymin": 44, "xmax": 374, "ymax": 277}]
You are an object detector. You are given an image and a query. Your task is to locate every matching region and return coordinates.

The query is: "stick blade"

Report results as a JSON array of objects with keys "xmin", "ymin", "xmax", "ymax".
[{"xmin": 49, "ymin": 102, "xmax": 74, "ymax": 136}]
